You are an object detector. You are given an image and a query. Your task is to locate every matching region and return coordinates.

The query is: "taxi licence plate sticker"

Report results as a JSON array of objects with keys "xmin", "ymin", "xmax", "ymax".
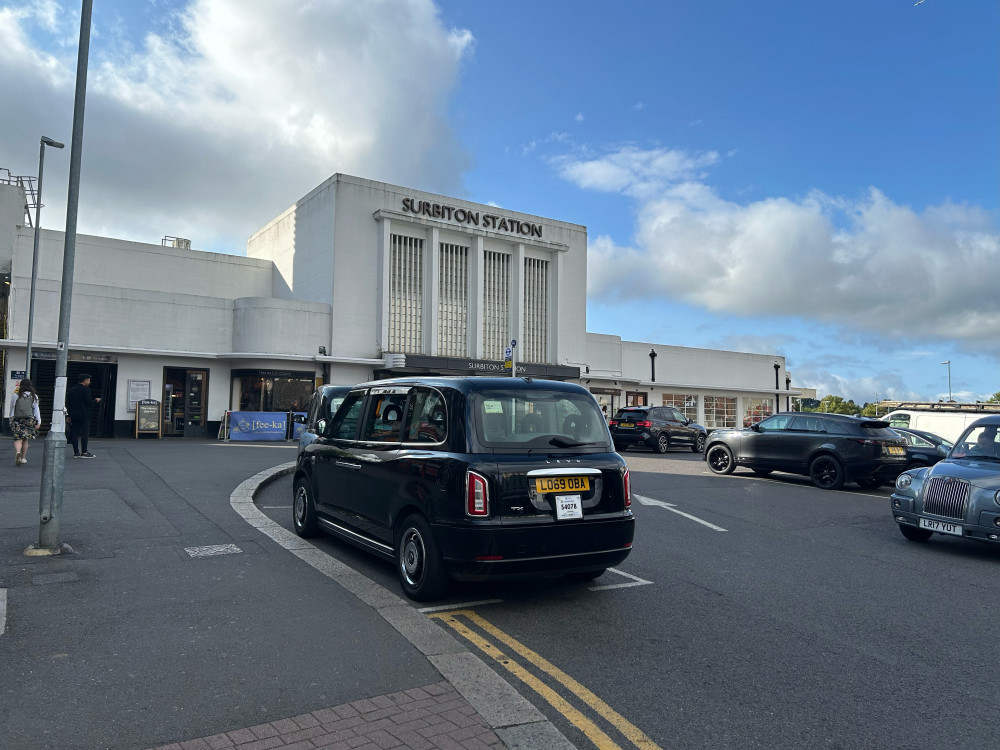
[
  {"xmin": 555, "ymin": 494, "xmax": 583, "ymax": 520},
  {"xmin": 919, "ymin": 518, "xmax": 962, "ymax": 536},
  {"xmin": 534, "ymin": 476, "xmax": 591, "ymax": 493}
]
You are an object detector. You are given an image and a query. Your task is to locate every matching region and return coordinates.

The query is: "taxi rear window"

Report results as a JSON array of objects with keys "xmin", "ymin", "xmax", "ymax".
[{"xmin": 477, "ymin": 389, "xmax": 607, "ymax": 448}]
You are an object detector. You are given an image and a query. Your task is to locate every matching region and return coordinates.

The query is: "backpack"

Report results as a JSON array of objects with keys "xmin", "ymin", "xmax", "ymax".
[{"xmin": 13, "ymin": 391, "xmax": 35, "ymax": 418}]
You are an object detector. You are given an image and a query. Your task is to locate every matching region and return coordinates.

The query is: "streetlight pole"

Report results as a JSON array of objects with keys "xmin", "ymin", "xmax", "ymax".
[
  {"xmin": 30, "ymin": 0, "xmax": 93, "ymax": 556},
  {"xmin": 941, "ymin": 360, "xmax": 952, "ymax": 402},
  {"xmin": 773, "ymin": 361, "xmax": 780, "ymax": 415},
  {"xmin": 25, "ymin": 136, "xmax": 65, "ymax": 374}
]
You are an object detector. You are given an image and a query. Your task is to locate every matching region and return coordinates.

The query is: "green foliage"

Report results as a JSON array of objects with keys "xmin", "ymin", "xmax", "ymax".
[
  {"xmin": 987, "ymin": 391, "xmax": 1000, "ymax": 404},
  {"xmin": 809, "ymin": 394, "xmax": 863, "ymax": 416}
]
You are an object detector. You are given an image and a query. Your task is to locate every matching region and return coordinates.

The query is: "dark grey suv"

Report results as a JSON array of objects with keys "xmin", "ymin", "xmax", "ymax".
[
  {"xmin": 609, "ymin": 406, "xmax": 707, "ymax": 453},
  {"xmin": 704, "ymin": 412, "xmax": 907, "ymax": 489}
]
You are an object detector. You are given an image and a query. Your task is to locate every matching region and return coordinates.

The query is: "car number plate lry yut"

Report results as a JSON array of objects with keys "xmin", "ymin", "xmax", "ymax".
[
  {"xmin": 919, "ymin": 517, "xmax": 963, "ymax": 536},
  {"xmin": 535, "ymin": 476, "xmax": 590, "ymax": 493}
]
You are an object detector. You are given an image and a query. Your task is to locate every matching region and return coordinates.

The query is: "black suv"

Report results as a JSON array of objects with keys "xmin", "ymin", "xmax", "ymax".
[
  {"xmin": 292, "ymin": 377, "xmax": 635, "ymax": 601},
  {"xmin": 704, "ymin": 412, "xmax": 906, "ymax": 489},
  {"xmin": 609, "ymin": 406, "xmax": 707, "ymax": 453}
]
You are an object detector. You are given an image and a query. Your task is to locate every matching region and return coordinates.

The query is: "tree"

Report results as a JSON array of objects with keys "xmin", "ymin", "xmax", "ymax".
[
  {"xmin": 860, "ymin": 402, "xmax": 880, "ymax": 417},
  {"xmin": 987, "ymin": 391, "xmax": 1000, "ymax": 404},
  {"xmin": 816, "ymin": 394, "xmax": 863, "ymax": 416}
]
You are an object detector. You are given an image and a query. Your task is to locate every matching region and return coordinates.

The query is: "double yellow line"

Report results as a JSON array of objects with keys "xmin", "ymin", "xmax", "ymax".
[{"xmin": 429, "ymin": 609, "xmax": 661, "ymax": 750}]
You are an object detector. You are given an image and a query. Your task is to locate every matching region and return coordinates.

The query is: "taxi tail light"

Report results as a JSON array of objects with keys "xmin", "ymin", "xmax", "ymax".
[
  {"xmin": 466, "ymin": 471, "xmax": 489, "ymax": 517},
  {"xmin": 623, "ymin": 468, "xmax": 631, "ymax": 508}
]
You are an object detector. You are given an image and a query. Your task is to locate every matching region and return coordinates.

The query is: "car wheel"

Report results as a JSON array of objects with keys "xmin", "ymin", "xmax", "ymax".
[
  {"xmin": 855, "ymin": 477, "xmax": 883, "ymax": 489},
  {"xmin": 809, "ymin": 455, "xmax": 845, "ymax": 490},
  {"xmin": 565, "ymin": 569, "xmax": 605, "ymax": 582},
  {"xmin": 292, "ymin": 479, "xmax": 319, "ymax": 537},
  {"xmin": 396, "ymin": 514, "xmax": 450, "ymax": 602},
  {"xmin": 692, "ymin": 434, "xmax": 706, "ymax": 453},
  {"xmin": 614, "ymin": 442, "xmax": 627, "ymax": 453},
  {"xmin": 752, "ymin": 469, "xmax": 773, "ymax": 476},
  {"xmin": 898, "ymin": 524, "xmax": 933, "ymax": 543},
  {"xmin": 706, "ymin": 444, "xmax": 735, "ymax": 475},
  {"xmin": 655, "ymin": 434, "xmax": 670, "ymax": 454}
]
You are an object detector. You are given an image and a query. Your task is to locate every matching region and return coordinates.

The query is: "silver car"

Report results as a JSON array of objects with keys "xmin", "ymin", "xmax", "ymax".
[{"xmin": 891, "ymin": 415, "xmax": 1000, "ymax": 544}]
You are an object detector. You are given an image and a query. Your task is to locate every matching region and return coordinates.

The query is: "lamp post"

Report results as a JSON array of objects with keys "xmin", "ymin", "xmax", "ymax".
[
  {"xmin": 941, "ymin": 360, "xmax": 952, "ymax": 402},
  {"xmin": 773, "ymin": 361, "xmax": 780, "ymax": 415},
  {"xmin": 649, "ymin": 348, "xmax": 657, "ymax": 382},
  {"xmin": 25, "ymin": 136, "xmax": 66, "ymax": 374}
]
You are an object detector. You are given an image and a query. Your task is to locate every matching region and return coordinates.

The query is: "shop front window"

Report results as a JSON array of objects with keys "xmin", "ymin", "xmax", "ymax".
[
  {"xmin": 704, "ymin": 396, "xmax": 736, "ymax": 430},
  {"xmin": 236, "ymin": 374, "xmax": 314, "ymax": 412},
  {"xmin": 662, "ymin": 393, "xmax": 698, "ymax": 421},
  {"xmin": 743, "ymin": 397, "xmax": 773, "ymax": 427}
]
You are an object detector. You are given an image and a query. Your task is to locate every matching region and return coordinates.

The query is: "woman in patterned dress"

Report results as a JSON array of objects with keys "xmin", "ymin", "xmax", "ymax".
[{"xmin": 10, "ymin": 378, "xmax": 41, "ymax": 465}]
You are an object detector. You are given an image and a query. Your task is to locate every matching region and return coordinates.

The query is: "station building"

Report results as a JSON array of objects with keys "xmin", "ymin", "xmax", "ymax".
[{"xmin": 0, "ymin": 173, "xmax": 800, "ymax": 439}]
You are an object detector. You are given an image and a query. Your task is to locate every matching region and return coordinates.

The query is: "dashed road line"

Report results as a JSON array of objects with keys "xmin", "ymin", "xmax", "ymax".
[
  {"xmin": 0, "ymin": 589, "xmax": 6, "ymax": 635},
  {"xmin": 590, "ymin": 568, "xmax": 653, "ymax": 591}
]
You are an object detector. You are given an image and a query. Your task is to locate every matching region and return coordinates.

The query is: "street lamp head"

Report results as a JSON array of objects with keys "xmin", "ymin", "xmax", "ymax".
[
  {"xmin": 941, "ymin": 360, "xmax": 950, "ymax": 365},
  {"xmin": 40, "ymin": 136, "xmax": 65, "ymax": 149}
]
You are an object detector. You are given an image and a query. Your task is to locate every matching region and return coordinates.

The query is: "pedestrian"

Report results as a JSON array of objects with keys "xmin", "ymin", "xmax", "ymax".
[
  {"xmin": 10, "ymin": 378, "xmax": 42, "ymax": 466},
  {"xmin": 66, "ymin": 372, "xmax": 100, "ymax": 458}
]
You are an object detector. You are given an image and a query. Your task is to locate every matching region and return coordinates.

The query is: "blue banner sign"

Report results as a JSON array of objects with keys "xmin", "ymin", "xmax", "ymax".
[{"xmin": 229, "ymin": 411, "xmax": 288, "ymax": 441}]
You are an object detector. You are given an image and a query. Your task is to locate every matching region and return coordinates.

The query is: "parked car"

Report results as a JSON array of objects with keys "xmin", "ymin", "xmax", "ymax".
[
  {"xmin": 885, "ymin": 408, "xmax": 989, "ymax": 443},
  {"xmin": 704, "ymin": 412, "xmax": 907, "ymax": 490},
  {"xmin": 891, "ymin": 415, "xmax": 1000, "ymax": 544},
  {"xmin": 609, "ymin": 406, "xmax": 707, "ymax": 453},
  {"xmin": 890, "ymin": 427, "xmax": 953, "ymax": 472},
  {"xmin": 292, "ymin": 377, "xmax": 635, "ymax": 601},
  {"xmin": 294, "ymin": 385, "xmax": 353, "ymax": 450}
]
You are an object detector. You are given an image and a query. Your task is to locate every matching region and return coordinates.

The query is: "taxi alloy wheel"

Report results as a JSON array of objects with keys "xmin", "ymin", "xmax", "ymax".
[
  {"xmin": 293, "ymin": 480, "xmax": 318, "ymax": 537},
  {"xmin": 396, "ymin": 514, "xmax": 449, "ymax": 601}
]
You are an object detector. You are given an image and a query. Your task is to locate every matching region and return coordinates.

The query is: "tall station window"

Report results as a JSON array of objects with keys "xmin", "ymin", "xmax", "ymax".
[
  {"xmin": 389, "ymin": 234, "xmax": 423, "ymax": 353},
  {"xmin": 662, "ymin": 393, "xmax": 698, "ymax": 421},
  {"xmin": 522, "ymin": 257, "xmax": 549, "ymax": 363},
  {"xmin": 438, "ymin": 242, "xmax": 469, "ymax": 356},
  {"xmin": 742, "ymin": 397, "xmax": 773, "ymax": 427},
  {"xmin": 704, "ymin": 396, "xmax": 737, "ymax": 429},
  {"xmin": 482, "ymin": 251, "xmax": 510, "ymax": 360}
]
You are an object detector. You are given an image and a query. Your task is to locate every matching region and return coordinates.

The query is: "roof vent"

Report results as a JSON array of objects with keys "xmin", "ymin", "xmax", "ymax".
[{"xmin": 162, "ymin": 236, "xmax": 191, "ymax": 250}]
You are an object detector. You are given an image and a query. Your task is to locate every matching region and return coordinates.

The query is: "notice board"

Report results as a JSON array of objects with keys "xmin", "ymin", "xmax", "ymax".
[{"xmin": 135, "ymin": 399, "xmax": 162, "ymax": 438}]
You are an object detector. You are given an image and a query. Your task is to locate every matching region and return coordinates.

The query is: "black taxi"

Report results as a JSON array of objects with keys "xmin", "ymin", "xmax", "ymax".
[{"xmin": 292, "ymin": 376, "xmax": 635, "ymax": 600}]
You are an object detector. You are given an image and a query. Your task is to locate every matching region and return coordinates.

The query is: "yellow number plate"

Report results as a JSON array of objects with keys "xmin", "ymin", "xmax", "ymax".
[
  {"xmin": 886, "ymin": 445, "xmax": 905, "ymax": 455},
  {"xmin": 535, "ymin": 476, "xmax": 591, "ymax": 493}
]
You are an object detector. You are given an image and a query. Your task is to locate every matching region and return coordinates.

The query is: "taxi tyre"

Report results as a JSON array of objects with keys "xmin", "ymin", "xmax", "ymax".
[
  {"xmin": 292, "ymin": 478, "xmax": 319, "ymax": 537},
  {"xmin": 655, "ymin": 434, "xmax": 670, "ymax": 454},
  {"xmin": 692, "ymin": 434, "xmax": 706, "ymax": 453},
  {"xmin": 706, "ymin": 444, "xmax": 736, "ymax": 475},
  {"xmin": 809, "ymin": 454, "xmax": 845, "ymax": 490},
  {"xmin": 396, "ymin": 513, "xmax": 450, "ymax": 602},
  {"xmin": 899, "ymin": 524, "xmax": 933, "ymax": 543}
]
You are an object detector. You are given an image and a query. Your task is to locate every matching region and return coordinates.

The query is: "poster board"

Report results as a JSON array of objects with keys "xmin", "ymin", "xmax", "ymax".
[
  {"xmin": 127, "ymin": 379, "xmax": 152, "ymax": 411},
  {"xmin": 135, "ymin": 399, "xmax": 162, "ymax": 438}
]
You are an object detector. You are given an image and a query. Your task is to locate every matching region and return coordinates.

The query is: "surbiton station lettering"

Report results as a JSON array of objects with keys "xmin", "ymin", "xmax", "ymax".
[{"xmin": 402, "ymin": 197, "xmax": 543, "ymax": 238}]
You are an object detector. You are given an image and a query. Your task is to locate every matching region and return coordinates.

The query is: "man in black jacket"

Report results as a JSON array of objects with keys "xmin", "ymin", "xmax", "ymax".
[{"xmin": 66, "ymin": 373, "xmax": 100, "ymax": 458}]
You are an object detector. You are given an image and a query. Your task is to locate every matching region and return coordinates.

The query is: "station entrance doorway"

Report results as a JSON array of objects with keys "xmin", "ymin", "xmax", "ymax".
[{"xmin": 162, "ymin": 368, "xmax": 209, "ymax": 437}]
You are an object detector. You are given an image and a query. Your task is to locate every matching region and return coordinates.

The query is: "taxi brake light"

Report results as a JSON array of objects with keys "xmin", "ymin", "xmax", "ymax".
[
  {"xmin": 623, "ymin": 468, "xmax": 631, "ymax": 508},
  {"xmin": 466, "ymin": 471, "xmax": 489, "ymax": 516}
]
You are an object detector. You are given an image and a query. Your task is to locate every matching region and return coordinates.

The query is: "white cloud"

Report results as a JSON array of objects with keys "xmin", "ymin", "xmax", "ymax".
[
  {"xmin": 570, "ymin": 146, "xmax": 1000, "ymax": 350},
  {"xmin": 0, "ymin": 0, "xmax": 473, "ymax": 251}
]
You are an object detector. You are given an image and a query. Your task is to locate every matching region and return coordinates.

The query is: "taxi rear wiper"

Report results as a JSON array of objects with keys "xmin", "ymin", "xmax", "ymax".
[{"xmin": 549, "ymin": 437, "xmax": 590, "ymax": 448}]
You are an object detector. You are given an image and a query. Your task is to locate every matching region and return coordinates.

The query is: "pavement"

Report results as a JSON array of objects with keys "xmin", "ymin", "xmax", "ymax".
[{"xmin": 0, "ymin": 436, "xmax": 575, "ymax": 750}]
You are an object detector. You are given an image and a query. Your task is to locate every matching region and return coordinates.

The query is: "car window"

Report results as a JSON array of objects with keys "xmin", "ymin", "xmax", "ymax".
[
  {"xmin": 860, "ymin": 426, "xmax": 898, "ymax": 438},
  {"xmin": 361, "ymin": 392, "xmax": 409, "ymax": 442},
  {"xmin": 305, "ymin": 391, "xmax": 322, "ymax": 426},
  {"xmin": 477, "ymin": 388, "xmax": 608, "ymax": 448},
  {"xmin": 789, "ymin": 416, "xmax": 825, "ymax": 432},
  {"xmin": 951, "ymin": 426, "xmax": 1000, "ymax": 459},
  {"xmin": 614, "ymin": 409, "xmax": 645, "ymax": 422},
  {"xmin": 648, "ymin": 408, "xmax": 665, "ymax": 420},
  {"xmin": 404, "ymin": 387, "xmax": 447, "ymax": 444},
  {"xmin": 905, "ymin": 433, "xmax": 933, "ymax": 448},
  {"xmin": 669, "ymin": 408, "xmax": 686, "ymax": 423},
  {"xmin": 757, "ymin": 415, "xmax": 793, "ymax": 431},
  {"xmin": 329, "ymin": 392, "xmax": 364, "ymax": 439}
]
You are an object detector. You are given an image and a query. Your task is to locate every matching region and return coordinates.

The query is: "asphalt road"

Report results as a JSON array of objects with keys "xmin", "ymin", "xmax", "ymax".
[{"xmin": 258, "ymin": 448, "xmax": 1000, "ymax": 750}]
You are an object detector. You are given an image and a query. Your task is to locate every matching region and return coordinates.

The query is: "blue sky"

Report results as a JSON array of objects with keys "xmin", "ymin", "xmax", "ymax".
[{"xmin": 1, "ymin": 0, "xmax": 996, "ymax": 405}]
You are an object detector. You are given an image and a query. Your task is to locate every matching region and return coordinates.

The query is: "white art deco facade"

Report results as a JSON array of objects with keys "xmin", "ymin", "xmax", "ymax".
[{"xmin": 0, "ymin": 173, "xmax": 800, "ymax": 439}]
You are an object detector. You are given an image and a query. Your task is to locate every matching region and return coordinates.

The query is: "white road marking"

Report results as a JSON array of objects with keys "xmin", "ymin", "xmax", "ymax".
[
  {"xmin": 0, "ymin": 589, "xmax": 6, "ymax": 635},
  {"xmin": 418, "ymin": 599, "xmax": 504, "ymax": 613},
  {"xmin": 590, "ymin": 567, "xmax": 654, "ymax": 591},
  {"xmin": 633, "ymin": 493, "xmax": 728, "ymax": 532},
  {"xmin": 260, "ymin": 505, "xmax": 292, "ymax": 509}
]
